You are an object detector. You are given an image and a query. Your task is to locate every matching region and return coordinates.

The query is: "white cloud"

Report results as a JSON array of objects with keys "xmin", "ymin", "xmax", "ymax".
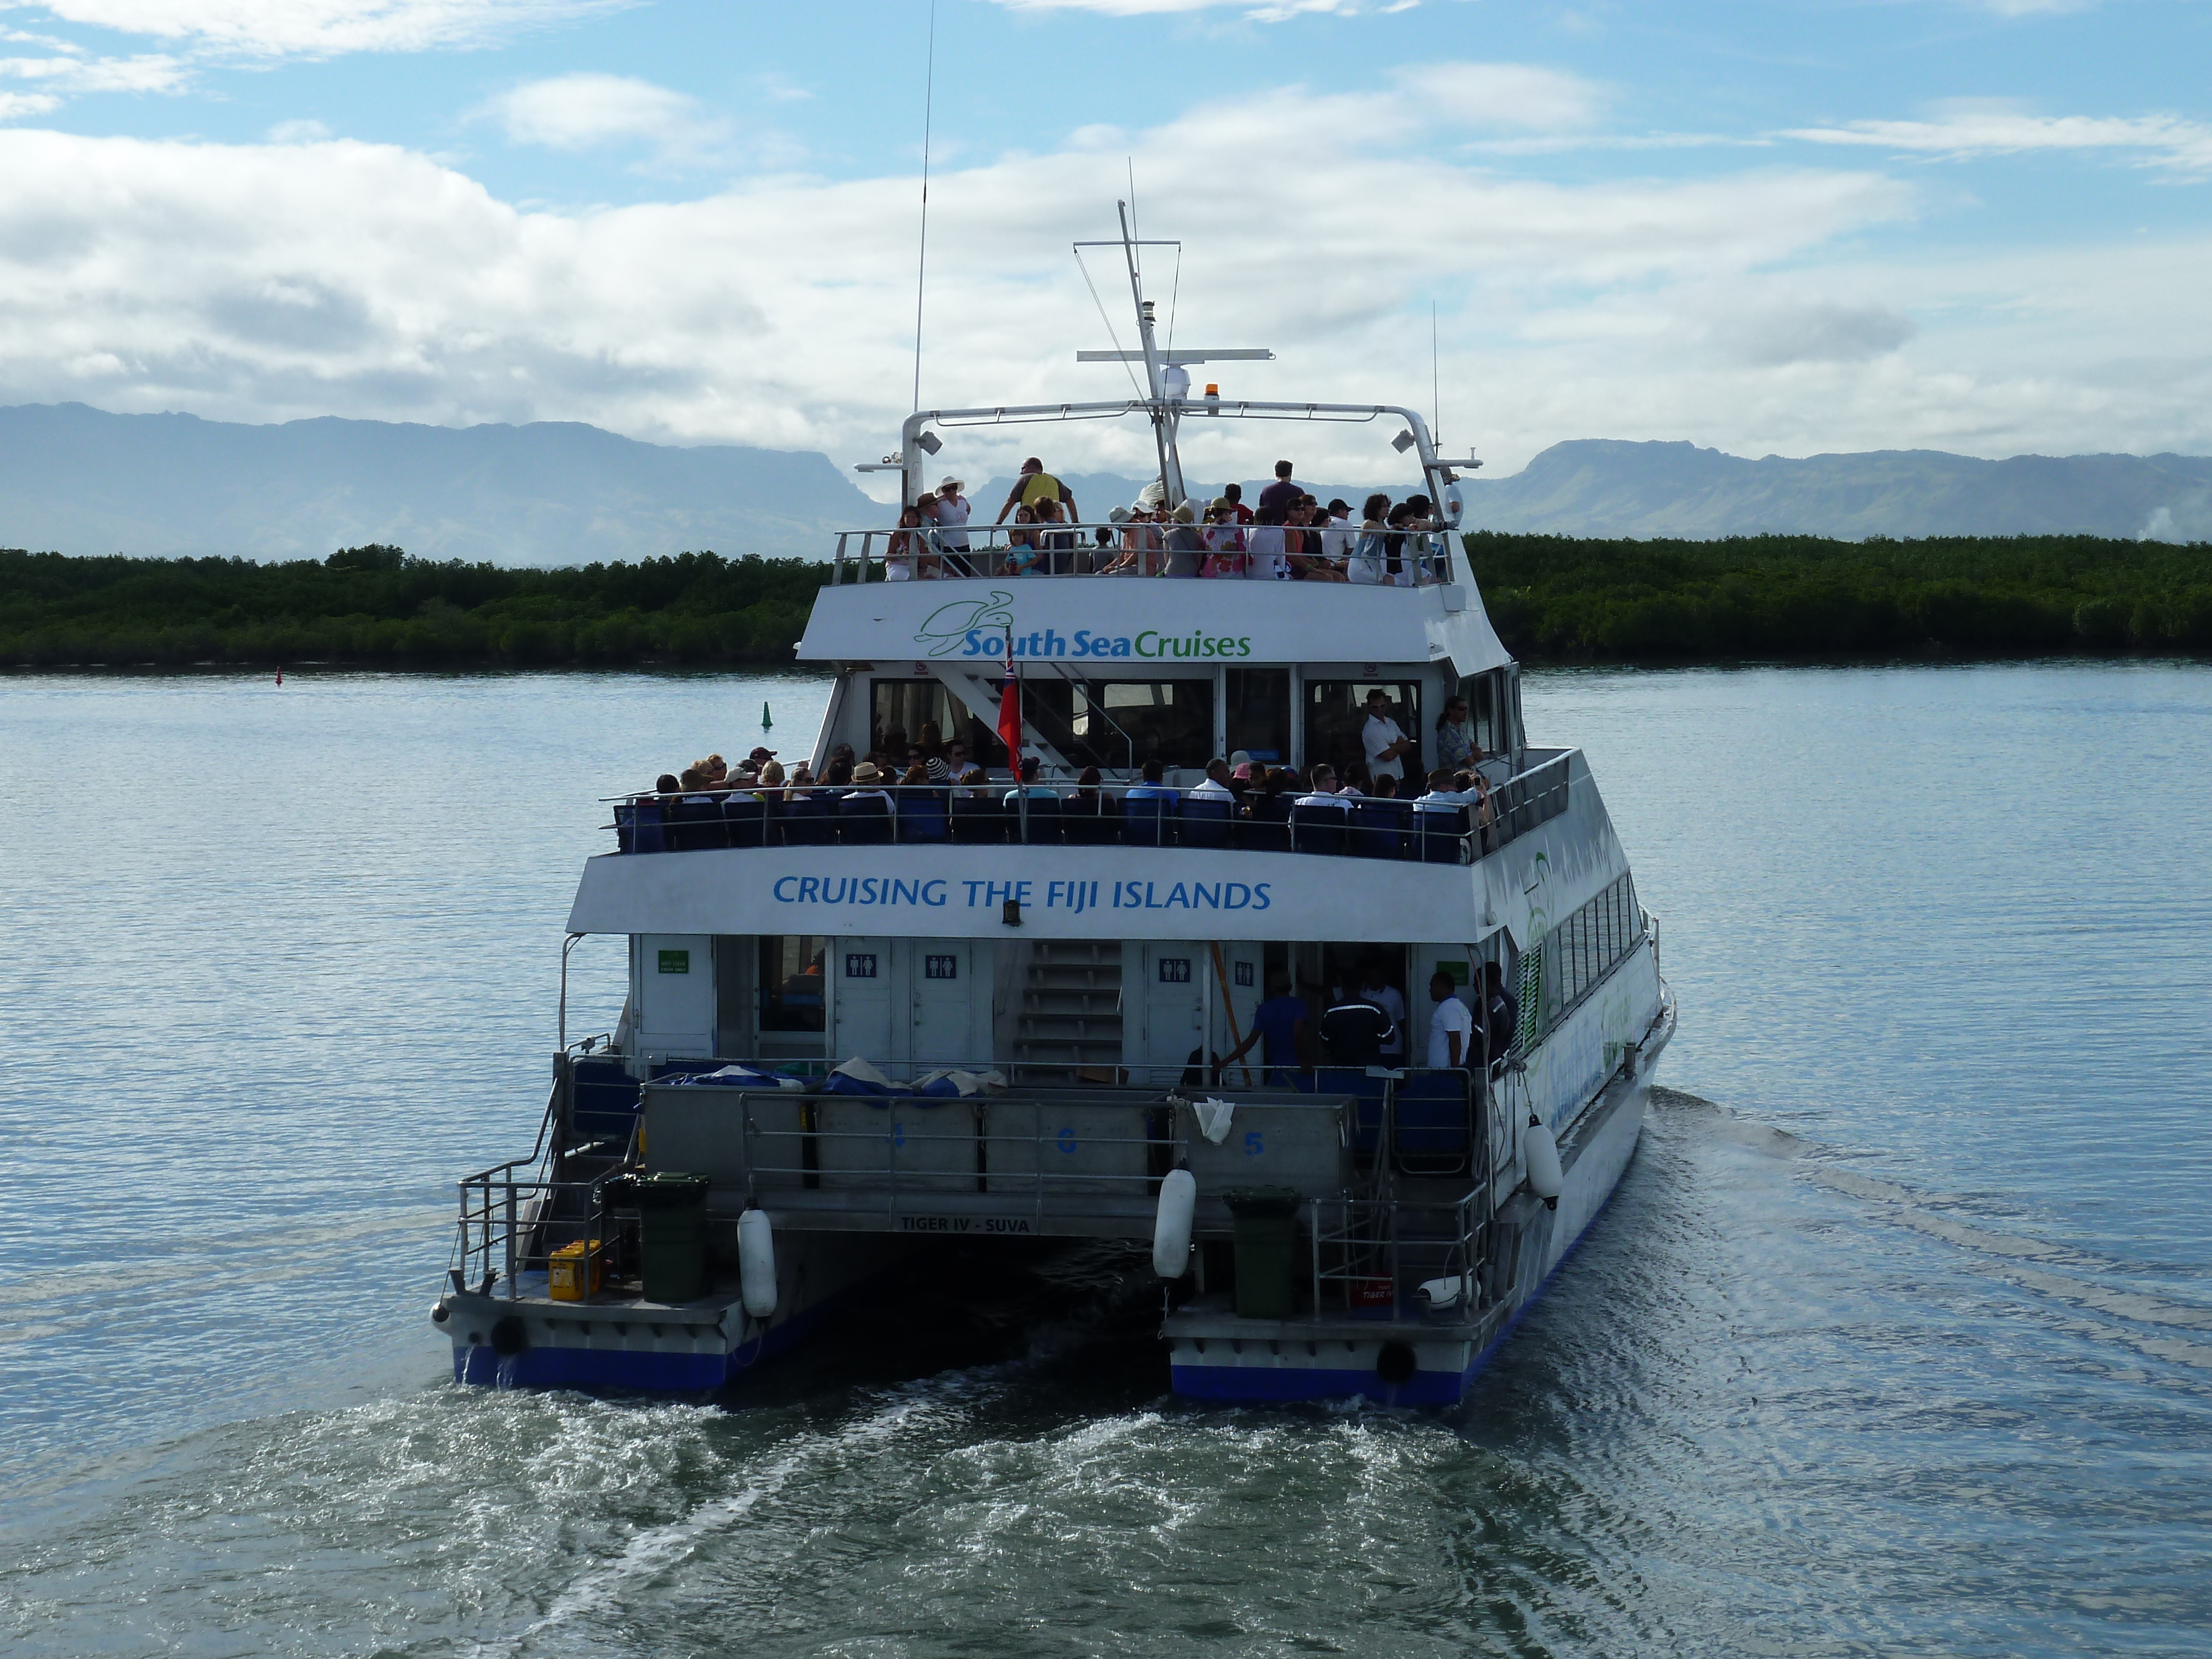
[
  {"xmin": 478, "ymin": 71, "xmax": 737, "ymax": 169},
  {"xmin": 1, "ymin": 48, "xmax": 189, "ymax": 91},
  {"xmin": 1786, "ymin": 109, "xmax": 2212, "ymax": 178},
  {"xmin": 0, "ymin": 65, "xmax": 2202, "ymax": 489},
  {"xmin": 1390, "ymin": 62, "xmax": 1605, "ymax": 131},
  {"xmin": 0, "ymin": 88, "xmax": 59, "ymax": 117},
  {"xmin": 17, "ymin": 1, "xmax": 623, "ymax": 57},
  {"xmin": 985, "ymin": 0, "xmax": 1384, "ymax": 18},
  {"xmin": 266, "ymin": 116, "xmax": 330, "ymax": 140}
]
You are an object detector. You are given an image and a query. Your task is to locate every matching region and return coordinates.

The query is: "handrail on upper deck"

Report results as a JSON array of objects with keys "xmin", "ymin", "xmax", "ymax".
[
  {"xmin": 828, "ymin": 523, "xmax": 1458, "ymax": 587},
  {"xmin": 602, "ymin": 755, "xmax": 1574, "ymax": 865}
]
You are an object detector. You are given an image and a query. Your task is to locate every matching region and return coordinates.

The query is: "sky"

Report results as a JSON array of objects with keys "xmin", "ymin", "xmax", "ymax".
[{"xmin": 0, "ymin": 0, "xmax": 2206, "ymax": 491}]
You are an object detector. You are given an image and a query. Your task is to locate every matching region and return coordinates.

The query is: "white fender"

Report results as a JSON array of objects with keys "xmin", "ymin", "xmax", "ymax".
[
  {"xmin": 737, "ymin": 1209, "xmax": 778, "ymax": 1319},
  {"xmin": 1152, "ymin": 1169, "xmax": 1196, "ymax": 1279},
  {"xmin": 1523, "ymin": 1117, "xmax": 1563, "ymax": 1206}
]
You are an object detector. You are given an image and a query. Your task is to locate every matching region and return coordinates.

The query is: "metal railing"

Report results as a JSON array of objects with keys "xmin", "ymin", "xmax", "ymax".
[
  {"xmin": 1310, "ymin": 1192, "xmax": 1486, "ymax": 1322},
  {"xmin": 450, "ymin": 1160, "xmax": 627, "ymax": 1303},
  {"xmin": 829, "ymin": 523, "xmax": 1458, "ymax": 587},
  {"xmin": 450, "ymin": 1062, "xmax": 1502, "ymax": 1319},
  {"xmin": 606, "ymin": 755, "xmax": 1572, "ymax": 865}
]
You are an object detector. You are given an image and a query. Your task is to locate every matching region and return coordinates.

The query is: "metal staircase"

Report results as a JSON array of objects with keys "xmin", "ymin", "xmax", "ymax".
[{"xmin": 1013, "ymin": 940, "xmax": 1125, "ymax": 1079}]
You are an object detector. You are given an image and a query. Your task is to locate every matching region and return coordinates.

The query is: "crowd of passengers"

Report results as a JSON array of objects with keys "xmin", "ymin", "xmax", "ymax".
[
  {"xmin": 641, "ymin": 690, "xmax": 1511, "ymax": 846},
  {"xmin": 1220, "ymin": 954, "xmax": 1521, "ymax": 1082},
  {"xmin": 883, "ymin": 457, "xmax": 1451, "ymax": 582}
]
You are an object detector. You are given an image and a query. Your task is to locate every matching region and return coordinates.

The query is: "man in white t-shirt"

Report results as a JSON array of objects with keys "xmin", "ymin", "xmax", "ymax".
[
  {"xmin": 1427, "ymin": 970, "xmax": 1475, "ymax": 1069},
  {"xmin": 1361, "ymin": 688, "xmax": 1411, "ymax": 785}
]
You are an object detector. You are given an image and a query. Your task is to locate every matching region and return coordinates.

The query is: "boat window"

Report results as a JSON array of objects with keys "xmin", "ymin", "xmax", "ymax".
[
  {"xmin": 1528, "ymin": 874, "xmax": 1641, "ymax": 1038},
  {"xmin": 1303, "ymin": 679, "xmax": 1421, "ymax": 783},
  {"xmin": 757, "ymin": 935, "xmax": 827, "ymax": 1033},
  {"xmin": 1226, "ymin": 668, "xmax": 1291, "ymax": 766},
  {"xmin": 1456, "ymin": 672, "xmax": 1502, "ymax": 758},
  {"xmin": 1022, "ymin": 677, "xmax": 1214, "ymax": 771},
  {"xmin": 869, "ymin": 680, "xmax": 1008, "ymax": 769}
]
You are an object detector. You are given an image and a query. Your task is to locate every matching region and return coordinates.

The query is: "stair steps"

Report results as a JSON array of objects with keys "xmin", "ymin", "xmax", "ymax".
[{"xmin": 1013, "ymin": 940, "xmax": 1124, "ymax": 1079}]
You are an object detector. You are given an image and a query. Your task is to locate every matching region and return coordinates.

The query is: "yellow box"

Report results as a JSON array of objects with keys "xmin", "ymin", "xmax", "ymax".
[{"xmin": 548, "ymin": 1238, "xmax": 604, "ymax": 1302}]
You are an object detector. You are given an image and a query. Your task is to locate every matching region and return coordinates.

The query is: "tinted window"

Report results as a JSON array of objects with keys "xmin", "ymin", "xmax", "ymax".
[{"xmin": 1304, "ymin": 680, "xmax": 1422, "ymax": 782}]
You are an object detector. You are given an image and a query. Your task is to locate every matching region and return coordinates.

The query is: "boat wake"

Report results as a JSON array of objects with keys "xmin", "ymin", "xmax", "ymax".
[{"xmin": 1650, "ymin": 1086, "xmax": 2212, "ymax": 1376}]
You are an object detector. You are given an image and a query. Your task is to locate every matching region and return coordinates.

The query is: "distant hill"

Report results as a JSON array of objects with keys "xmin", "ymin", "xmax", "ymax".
[
  {"xmin": 0, "ymin": 403, "xmax": 886, "ymax": 565},
  {"xmin": 1463, "ymin": 441, "xmax": 2212, "ymax": 541},
  {"xmin": 987, "ymin": 445, "xmax": 2212, "ymax": 541},
  {"xmin": 987, "ymin": 445, "xmax": 2212, "ymax": 542}
]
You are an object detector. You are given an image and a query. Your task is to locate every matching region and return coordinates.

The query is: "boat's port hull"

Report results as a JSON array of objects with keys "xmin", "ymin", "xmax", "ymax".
[{"xmin": 440, "ymin": 1232, "xmax": 890, "ymax": 1391}]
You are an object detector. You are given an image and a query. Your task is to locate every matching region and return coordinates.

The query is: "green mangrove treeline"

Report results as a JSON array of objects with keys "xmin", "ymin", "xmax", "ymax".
[
  {"xmin": 4, "ymin": 532, "xmax": 2209, "ymax": 669},
  {"xmin": 1467, "ymin": 531, "xmax": 2212, "ymax": 660},
  {"xmin": 0, "ymin": 544, "xmax": 835, "ymax": 667}
]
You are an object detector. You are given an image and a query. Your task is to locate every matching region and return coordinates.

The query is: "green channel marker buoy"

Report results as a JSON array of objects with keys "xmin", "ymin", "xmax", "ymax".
[{"xmin": 762, "ymin": 700, "xmax": 772, "ymax": 729}]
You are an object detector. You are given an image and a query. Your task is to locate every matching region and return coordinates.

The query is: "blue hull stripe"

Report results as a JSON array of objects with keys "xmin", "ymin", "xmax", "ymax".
[{"xmin": 453, "ymin": 1295, "xmax": 831, "ymax": 1391}]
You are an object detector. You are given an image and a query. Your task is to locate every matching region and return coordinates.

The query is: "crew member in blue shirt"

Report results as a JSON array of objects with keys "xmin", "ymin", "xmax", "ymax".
[{"xmin": 1221, "ymin": 969, "xmax": 1314, "ymax": 1084}]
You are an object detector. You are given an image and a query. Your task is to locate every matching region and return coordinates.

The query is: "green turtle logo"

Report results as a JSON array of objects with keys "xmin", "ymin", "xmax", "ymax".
[{"xmin": 913, "ymin": 591, "xmax": 1015, "ymax": 658}]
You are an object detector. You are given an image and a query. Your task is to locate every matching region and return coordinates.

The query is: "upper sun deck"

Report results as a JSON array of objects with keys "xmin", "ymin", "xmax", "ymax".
[{"xmin": 805, "ymin": 391, "xmax": 1509, "ymax": 675}]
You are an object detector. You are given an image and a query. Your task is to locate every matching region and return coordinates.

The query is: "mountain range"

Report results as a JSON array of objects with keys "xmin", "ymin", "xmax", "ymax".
[
  {"xmin": 3, "ymin": 401, "xmax": 2208, "ymax": 564},
  {"xmin": 990, "ymin": 445, "xmax": 2212, "ymax": 542},
  {"xmin": 0, "ymin": 402, "xmax": 881, "ymax": 565}
]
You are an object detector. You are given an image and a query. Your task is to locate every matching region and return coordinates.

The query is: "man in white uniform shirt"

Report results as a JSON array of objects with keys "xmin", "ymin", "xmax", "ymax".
[
  {"xmin": 1361, "ymin": 688, "xmax": 1411, "ymax": 785},
  {"xmin": 1191, "ymin": 758, "xmax": 1235, "ymax": 801}
]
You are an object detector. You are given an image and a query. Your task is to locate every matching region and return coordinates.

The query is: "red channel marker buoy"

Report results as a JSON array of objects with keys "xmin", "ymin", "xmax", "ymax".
[{"xmin": 275, "ymin": 666, "xmax": 284, "ymax": 685}]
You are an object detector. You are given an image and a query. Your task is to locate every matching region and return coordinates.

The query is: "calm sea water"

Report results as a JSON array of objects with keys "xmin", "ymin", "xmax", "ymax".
[{"xmin": 4, "ymin": 662, "xmax": 2209, "ymax": 1657}]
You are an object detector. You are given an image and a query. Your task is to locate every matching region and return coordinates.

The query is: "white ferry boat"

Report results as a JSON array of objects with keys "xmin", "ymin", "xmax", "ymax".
[{"xmin": 432, "ymin": 224, "xmax": 1674, "ymax": 1405}]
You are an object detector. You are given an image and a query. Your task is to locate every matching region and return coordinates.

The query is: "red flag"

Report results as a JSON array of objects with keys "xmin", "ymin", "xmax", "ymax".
[{"xmin": 996, "ymin": 650, "xmax": 1022, "ymax": 763}]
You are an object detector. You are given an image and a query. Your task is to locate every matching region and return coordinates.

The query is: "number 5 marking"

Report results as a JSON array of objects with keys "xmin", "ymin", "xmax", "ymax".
[{"xmin": 1244, "ymin": 1130, "xmax": 1265, "ymax": 1156}]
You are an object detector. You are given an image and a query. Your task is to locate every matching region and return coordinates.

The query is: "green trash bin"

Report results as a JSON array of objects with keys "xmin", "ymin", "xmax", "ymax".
[
  {"xmin": 619, "ymin": 1172, "xmax": 711, "ymax": 1304},
  {"xmin": 1223, "ymin": 1186, "xmax": 1301, "ymax": 1321}
]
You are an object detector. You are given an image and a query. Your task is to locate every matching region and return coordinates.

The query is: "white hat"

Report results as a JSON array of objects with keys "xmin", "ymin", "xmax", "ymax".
[
  {"xmin": 1136, "ymin": 479, "xmax": 1167, "ymax": 509},
  {"xmin": 940, "ymin": 475, "xmax": 963, "ymax": 490}
]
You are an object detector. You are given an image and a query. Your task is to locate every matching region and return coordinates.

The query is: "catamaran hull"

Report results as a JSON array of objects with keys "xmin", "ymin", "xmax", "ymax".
[
  {"xmin": 1165, "ymin": 1022, "xmax": 1667, "ymax": 1407},
  {"xmin": 440, "ymin": 1232, "xmax": 889, "ymax": 1391}
]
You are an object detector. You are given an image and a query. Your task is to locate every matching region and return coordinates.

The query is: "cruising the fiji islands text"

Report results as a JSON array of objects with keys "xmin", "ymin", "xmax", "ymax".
[{"xmin": 432, "ymin": 211, "xmax": 1674, "ymax": 1405}]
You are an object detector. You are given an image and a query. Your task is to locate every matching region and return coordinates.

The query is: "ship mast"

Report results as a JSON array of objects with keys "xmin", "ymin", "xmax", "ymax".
[{"xmin": 1076, "ymin": 208, "xmax": 1274, "ymax": 512}]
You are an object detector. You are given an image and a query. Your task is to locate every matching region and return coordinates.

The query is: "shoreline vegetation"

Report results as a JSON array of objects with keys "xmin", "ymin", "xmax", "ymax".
[{"xmin": 3, "ymin": 533, "xmax": 2209, "ymax": 670}]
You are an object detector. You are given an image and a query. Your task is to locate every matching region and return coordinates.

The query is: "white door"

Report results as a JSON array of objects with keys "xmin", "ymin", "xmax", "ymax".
[
  {"xmin": 908, "ymin": 941, "xmax": 979, "ymax": 1068},
  {"xmin": 831, "ymin": 939, "xmax": 896, "ymax": 1065},
  {"xmin": 1134, "ymin": 943, "xmax": 1205, "ymax": 1081},
  {"xmin": 634, "ymin": 933, "xmax": 716, "ymax": 1058}
]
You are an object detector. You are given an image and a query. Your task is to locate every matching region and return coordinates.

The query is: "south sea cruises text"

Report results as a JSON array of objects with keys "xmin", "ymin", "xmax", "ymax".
[{"xmin": 962, "ymin": 628, "xmax": 1254, "ymax": 660}]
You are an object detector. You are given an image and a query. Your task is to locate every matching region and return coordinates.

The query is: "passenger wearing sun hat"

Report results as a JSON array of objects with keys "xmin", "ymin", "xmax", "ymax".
[
  {"xmin": 844, "ymin": 760, "xmax": 894, "ymax": 808},
  {"xmin": 1164, "ymin": 501, "xmax": 1204, "ymax": 577},
  {"xmin": 933, "ymin": 476, "xmax": 972, "ymax": 570}
]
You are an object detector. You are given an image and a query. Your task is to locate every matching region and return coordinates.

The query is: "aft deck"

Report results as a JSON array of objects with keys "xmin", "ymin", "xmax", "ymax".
[{"xmin": 451, "ymin": 1063, "xmax": 1510, "ymax": 1322}]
